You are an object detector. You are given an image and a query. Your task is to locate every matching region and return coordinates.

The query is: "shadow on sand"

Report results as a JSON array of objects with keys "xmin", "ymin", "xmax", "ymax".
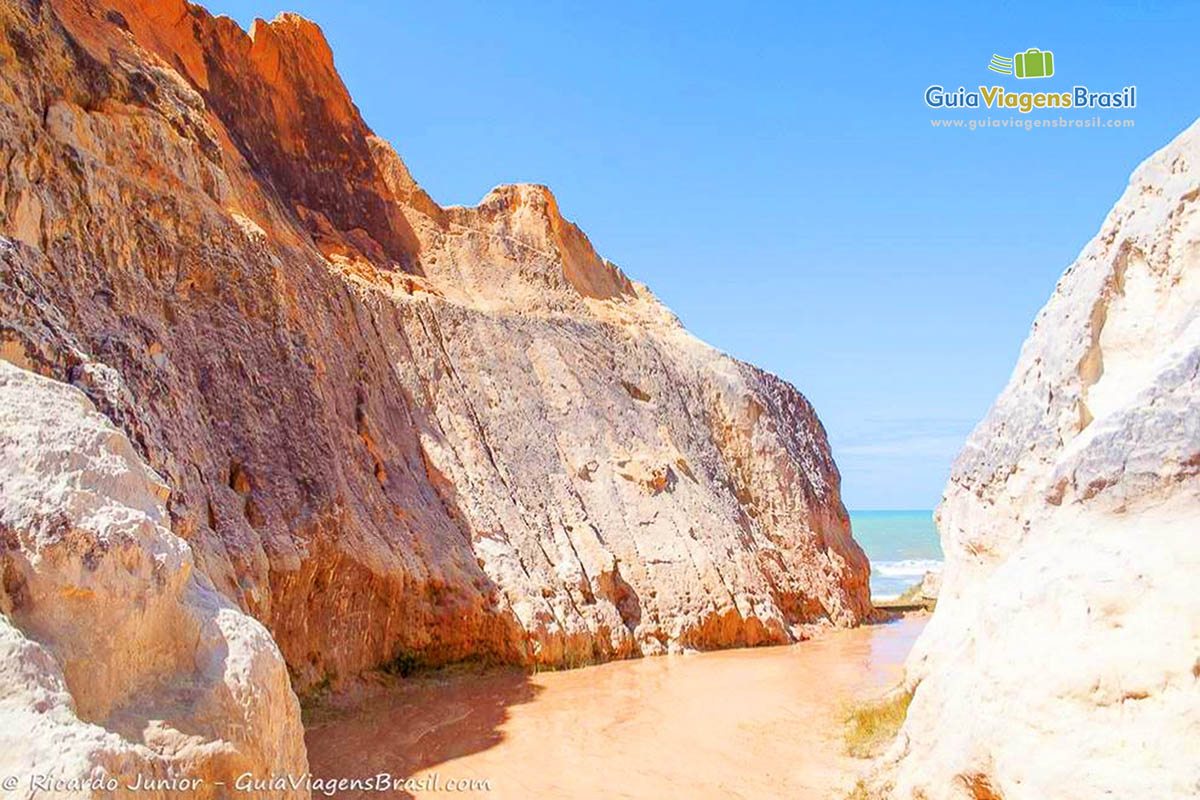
[{"xmin": 303, "ymin": 667, "xmax": 541, "ymax": 799}]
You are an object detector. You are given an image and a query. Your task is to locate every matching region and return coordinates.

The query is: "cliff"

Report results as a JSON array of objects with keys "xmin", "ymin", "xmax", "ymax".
[
  {"xmin": 870, "ymin": 121, "xmax": 1200, "ymax": 798},
  {"xmin": 0, "ymin": 0, "xmax": 868, "ymax": 747}
]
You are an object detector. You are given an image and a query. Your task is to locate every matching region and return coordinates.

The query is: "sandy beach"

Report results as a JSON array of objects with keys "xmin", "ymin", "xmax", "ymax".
[{"xmin": 304, "ymin": 615, "xmax": 926, "ymax": 800}]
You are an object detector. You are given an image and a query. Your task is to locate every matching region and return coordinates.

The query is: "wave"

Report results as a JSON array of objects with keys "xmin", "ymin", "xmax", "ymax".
[{"xmin": 872, "ymin": 559, "xmax": 944, "ymax": 578}]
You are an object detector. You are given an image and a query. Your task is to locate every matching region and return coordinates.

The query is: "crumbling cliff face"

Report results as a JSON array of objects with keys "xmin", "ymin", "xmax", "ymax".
[
  {"xmin": 871, "ymin": 121, "xmax": 1200, "ymax": 799},
  {"xmin": 0, "ymin": 0, "xmax": 870, "ymax": 714}
]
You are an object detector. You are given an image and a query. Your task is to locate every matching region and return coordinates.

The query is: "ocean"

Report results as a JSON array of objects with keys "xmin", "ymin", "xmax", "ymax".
[{"xmin": 849, "ymin": 510, "xmax": 944, "ymax": 600}]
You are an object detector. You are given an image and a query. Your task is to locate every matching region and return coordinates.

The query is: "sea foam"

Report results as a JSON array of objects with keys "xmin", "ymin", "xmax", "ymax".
[{"xmin": 872, "ymin": 559, "xmax": 944, "ymax": 578}]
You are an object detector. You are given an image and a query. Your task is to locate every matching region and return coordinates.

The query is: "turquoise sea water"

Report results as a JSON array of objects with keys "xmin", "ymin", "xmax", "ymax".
[{"xmin": 849, "ymin": 510, "xmax": 944, "ymax": 600}]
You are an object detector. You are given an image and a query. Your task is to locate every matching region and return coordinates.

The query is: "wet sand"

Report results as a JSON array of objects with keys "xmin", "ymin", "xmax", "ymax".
[{"xmin": 304, "ymin": 615, "xmax": 926, "ymax": 800}]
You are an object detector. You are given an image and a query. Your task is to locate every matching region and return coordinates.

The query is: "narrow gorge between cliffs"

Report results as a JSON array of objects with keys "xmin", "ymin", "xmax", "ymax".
[{"xmin": 2, "ymin": 2, "xmax": 1197, "ymax": 799}]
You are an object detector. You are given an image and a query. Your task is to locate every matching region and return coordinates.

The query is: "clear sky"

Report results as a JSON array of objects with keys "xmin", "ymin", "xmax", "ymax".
[{"xmin": 204, "ymin": 0, "xmax": 1200, "ymax": 509}]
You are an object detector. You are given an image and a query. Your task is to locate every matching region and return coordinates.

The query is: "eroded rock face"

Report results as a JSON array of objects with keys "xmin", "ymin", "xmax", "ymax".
[
  {"xmin": 871, "ymin": 121, "xmax": 1200, "ymax": 799},
  {"xmin": 0, "ymin": 0, "xmax": 870, "ymax": 700},
  {"xmin": 0, "ymin": 361, "xmax": 307, "ymax": 798}
]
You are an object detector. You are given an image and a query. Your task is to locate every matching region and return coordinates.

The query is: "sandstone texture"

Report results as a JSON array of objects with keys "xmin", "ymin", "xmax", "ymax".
[
  {"xmin": 0, "ymin": 0, "xmax": 869, "ymax": 724},
  {"xmin": 0, "ymin": 361, "xmax": 307, "ymax": 798},
  {"xmin": 871, "ymin": 121, "xmax": 1200, "ymax": 798}
]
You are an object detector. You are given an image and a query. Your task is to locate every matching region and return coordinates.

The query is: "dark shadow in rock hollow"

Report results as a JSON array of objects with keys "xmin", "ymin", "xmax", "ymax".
[{"xmin": 303, "ymin": 667, "xmax": 541, "ymax": 800}]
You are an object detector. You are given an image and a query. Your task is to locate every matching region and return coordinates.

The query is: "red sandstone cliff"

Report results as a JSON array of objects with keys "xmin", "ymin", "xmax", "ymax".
[{"xmin": 0, "ymin": 0, "xmax": 870, "ymax": 711}]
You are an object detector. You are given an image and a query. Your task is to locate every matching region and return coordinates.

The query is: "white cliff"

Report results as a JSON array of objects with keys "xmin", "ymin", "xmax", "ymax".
[{"xmin": 872, "ymin": 120, "xmax": 1200, "ymax": 799}]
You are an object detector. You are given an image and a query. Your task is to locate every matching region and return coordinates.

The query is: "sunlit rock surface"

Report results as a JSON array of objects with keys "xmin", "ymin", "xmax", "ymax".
[
  {"xmin": 871, "ymin": 120, "xmax": 1200, "ymax": 799},
  {"xmin": 0, "ymin": 362, "xmax": 308, "ymax": 798},
  {"xmin": 0, "ymin": 0, "xmax": 870, "ymax": 706}
]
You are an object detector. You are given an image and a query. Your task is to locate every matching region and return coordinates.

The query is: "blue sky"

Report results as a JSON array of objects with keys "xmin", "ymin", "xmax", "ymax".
[{"xmin": 204, "ymin": 0, "xmax": 1200, "ymax": 509}]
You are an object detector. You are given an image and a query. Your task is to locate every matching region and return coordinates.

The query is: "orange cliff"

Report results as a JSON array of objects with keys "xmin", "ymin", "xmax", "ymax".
[
  {"xmin": 0, "ymin": 0, "xmax": 871, "ymax": 721},
  {"xmin": 50, "ymin": 0, "xmax": 634, "ymax": 298}
]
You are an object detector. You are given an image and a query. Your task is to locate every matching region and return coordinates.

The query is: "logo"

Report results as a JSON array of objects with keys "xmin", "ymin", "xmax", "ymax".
[
  {"xmin": 923, "ymin": 46, "xmax": 1136, "ymax": 115},
  {"xmin": 989, "ymin": 49, "xmax": 1055, "ymax": 79}
]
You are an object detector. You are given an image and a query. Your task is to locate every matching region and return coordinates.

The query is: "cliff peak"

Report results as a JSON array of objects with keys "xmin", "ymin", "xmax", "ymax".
[
  {"xmin": 51, "ymin": 0, "xmax": 639, "ymax": 300},
  {"xmin": 52, "ymin": 0, "xmax": 416, "ymax": 267},
  {"xmin": 464, "ymin": 183, "xmax": 635, "ymax": 300},
  {"xmin": 246, "ymin": 12, "xmax": 341, "ymax": 107}
]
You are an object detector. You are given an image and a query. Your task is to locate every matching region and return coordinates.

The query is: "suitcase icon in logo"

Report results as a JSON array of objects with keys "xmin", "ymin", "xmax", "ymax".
[{"xmin": 1014, "ymin": 48, "xmax": 1054, "ymax": 79}]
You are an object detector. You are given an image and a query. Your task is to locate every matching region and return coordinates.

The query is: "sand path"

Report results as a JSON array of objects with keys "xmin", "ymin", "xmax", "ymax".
[{"xmin": 304, "ymin": 615, "xmax": 926, "ymax": 799}]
